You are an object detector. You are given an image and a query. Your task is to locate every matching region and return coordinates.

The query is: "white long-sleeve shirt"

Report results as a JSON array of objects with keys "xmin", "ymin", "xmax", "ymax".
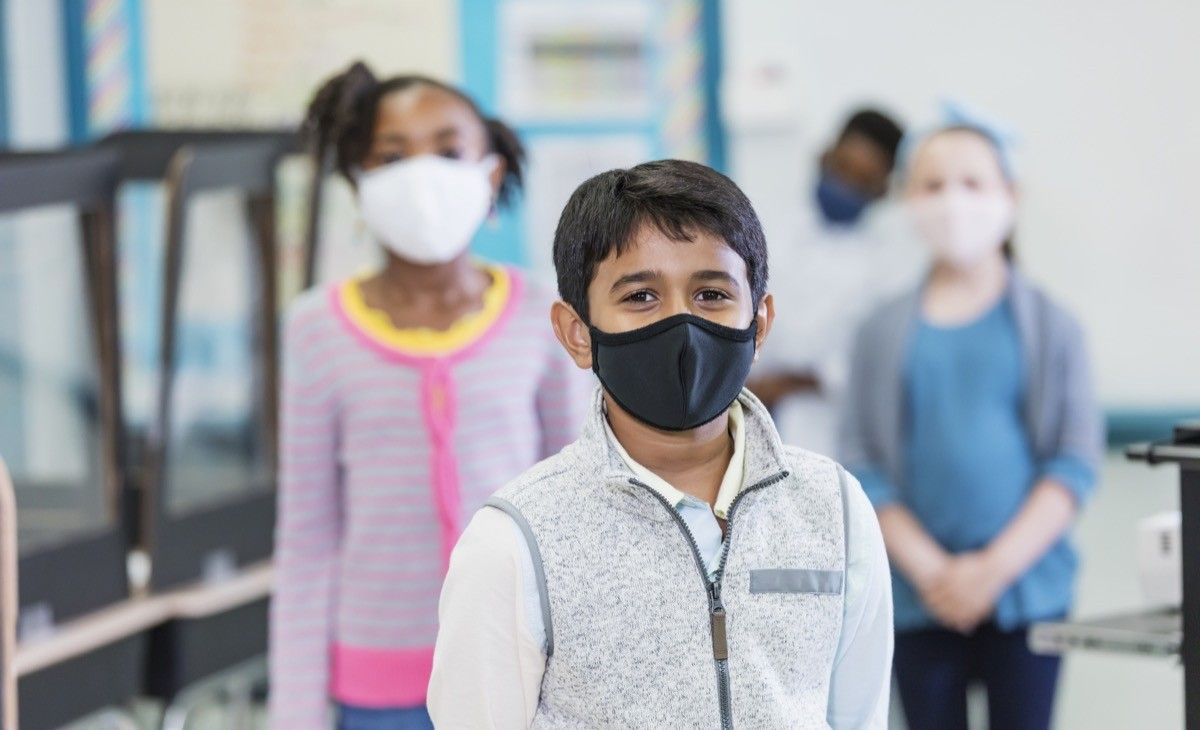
[
  {"xmin": 429, "ymin": 404, "xmax": 893, "ymax": 728},
  {"xmin": 757, "ymin": 201, "xmax": 926, "ymax": 455}
]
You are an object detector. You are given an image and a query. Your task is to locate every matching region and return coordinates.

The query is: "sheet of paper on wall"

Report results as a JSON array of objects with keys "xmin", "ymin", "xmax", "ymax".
[
  {"xmin": 722, "ymin": 61, "xmax": 804, "ymax": 131},
  {"xmin": 144, "ymin": 0, "xmax": 457, "ymax": 127},
  {"xmin": 500, "ymin": 0, "xmax": 655, "ymax": 123},
  {"xmin": 523, "ymin": 135, "xmax": 654, "ymax": 286}
]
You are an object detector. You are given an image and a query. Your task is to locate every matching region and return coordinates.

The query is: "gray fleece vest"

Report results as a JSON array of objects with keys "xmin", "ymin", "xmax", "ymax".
[{"xmin": 488, "ymin": 389, "xmax": 848, "ymax": 729}]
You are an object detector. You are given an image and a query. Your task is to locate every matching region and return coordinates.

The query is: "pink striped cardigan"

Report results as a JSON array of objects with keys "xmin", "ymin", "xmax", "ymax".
[{"xmin": 268, "ymin": 267, "xmax": 591, "ymax": 727}]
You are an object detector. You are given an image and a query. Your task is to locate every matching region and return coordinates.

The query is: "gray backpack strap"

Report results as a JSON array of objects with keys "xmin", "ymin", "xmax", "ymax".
[
  {"xmin": 485, "ymin": 497, "xmax": 555, "ymax": 657},
  {"xmin": 836, "ymin": 466, "xmax": 852, "ymax": 598}
]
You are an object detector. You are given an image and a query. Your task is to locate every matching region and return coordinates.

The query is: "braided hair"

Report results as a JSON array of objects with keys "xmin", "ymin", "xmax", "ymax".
[{"xmin": 302, "ymin": 61, "xmax": 525, "ymax": 207}]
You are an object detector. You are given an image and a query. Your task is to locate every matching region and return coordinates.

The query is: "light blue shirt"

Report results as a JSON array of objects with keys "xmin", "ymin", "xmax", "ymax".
[{"xmin": 857, "ymin": 300, "xmax": 1094, "ymax": 631}]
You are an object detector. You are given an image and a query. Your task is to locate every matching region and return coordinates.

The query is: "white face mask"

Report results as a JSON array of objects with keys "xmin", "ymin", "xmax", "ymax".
[
  {"xmin": 356, "ymin": 154, "xmax": 498, "ymax": 265},
  {"xmin": 908, "ymin": 189, "xmax": 1015, "ymax": 269}
]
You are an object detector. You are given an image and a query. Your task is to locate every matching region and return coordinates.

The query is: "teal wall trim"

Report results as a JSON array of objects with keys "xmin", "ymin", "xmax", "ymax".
[
  {"xmin": 124, "ymin": 0, "xmax": 149, "ymax": 123},
  {"xmin": 459, "ymin": 0, "xmax": 525, "ymax": 265},
  {"xmin": 60, "ymin": 0, "xmax": 151, "ymax": 141},
  {"xmin": 1106, "ymin": 409, "xmax": 1200, "ymax": 448},
  {"xmin": 700, "ymin": 0, "xmax": 725, "ymax": 171},
  {"xmin": 61, "ymin": 0, "xmax": 89, "ymax": 141}
]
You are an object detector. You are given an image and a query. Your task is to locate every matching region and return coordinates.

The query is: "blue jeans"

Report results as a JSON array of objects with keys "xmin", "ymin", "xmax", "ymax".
[
  {"xmin": 337, "ymin": 704, "xmax": 434, "ymax": 730},
  {"xmin": 894, "ymin": 623, "xmax": 1061, "ymax": 730}
]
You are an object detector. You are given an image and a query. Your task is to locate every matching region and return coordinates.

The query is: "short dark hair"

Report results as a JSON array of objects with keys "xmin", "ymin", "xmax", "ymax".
[
  {"xmin": 839, "ymin": 108, "xmax": 904, "ymax": 166},
  {"xmin": 303, "ymin": 61, "xmax": 525, "ymax": 207},
  {"xmin": 552, "ymin": 159, "xmax": 768, "ymax": 323}
]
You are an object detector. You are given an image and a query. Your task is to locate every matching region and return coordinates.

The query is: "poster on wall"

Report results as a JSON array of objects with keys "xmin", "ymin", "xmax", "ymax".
[
  {"xmin": 144, "ymin": 0, "xmax": 457, "ymax": 127},
  {"xmin": 523, "ymin": 134, "xmax": 654, "ymax": 285},
  {"xmin": 499, "ymin": 0, "xmax": 656, "ymax": 123},
  {"xmin": 489, "ymin": 0, "xmax": 715, "ymax": 266}
]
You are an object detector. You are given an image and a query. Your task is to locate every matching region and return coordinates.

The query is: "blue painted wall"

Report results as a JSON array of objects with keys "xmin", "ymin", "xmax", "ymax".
[
  {"xmin": 460, "ymin": 0, "xmax": 526, "ymax": 266},
  {"xmin": 60, "ymin": 0, "xmax": 88, "ymax": 141},
  {"xmin": 60, "ymin": 0, "xmax": 151, "ymax": 141}
]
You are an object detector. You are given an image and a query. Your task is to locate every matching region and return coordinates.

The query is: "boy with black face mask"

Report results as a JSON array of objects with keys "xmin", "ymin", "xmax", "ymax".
[{"xmin": 429, "ymin": 160, "xmax": 893, "ymax": 729}]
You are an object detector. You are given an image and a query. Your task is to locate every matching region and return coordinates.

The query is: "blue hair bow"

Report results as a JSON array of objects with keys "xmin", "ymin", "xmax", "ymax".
[{"xmin": 897, "ymin": 99, "xmax": 1018, "ymax": 181}]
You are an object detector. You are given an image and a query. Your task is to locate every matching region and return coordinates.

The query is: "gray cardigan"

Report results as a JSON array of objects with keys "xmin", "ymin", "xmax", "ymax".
[{"xmin": 837, "ymin": 268, "xmax": 1105, "ymax": 496}]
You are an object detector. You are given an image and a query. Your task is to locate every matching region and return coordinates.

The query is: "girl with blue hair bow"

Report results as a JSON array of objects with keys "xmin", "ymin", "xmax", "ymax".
[{"xmin": 840, "ymin": 103, "xmax": 1104, "ymax": 730}]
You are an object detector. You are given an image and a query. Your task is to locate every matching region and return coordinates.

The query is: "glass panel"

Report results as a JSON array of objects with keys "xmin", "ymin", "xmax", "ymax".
[
  {"xmin": 164, "ymin": 189, "xmax": 271, "ymax": 515},
  {"xmin": 116, "ymin": 182, "xmax": 167, "ymax": 433},
  {"xmin": 0, "ymin": 208, "xmax": 109, "ymax": 552}
]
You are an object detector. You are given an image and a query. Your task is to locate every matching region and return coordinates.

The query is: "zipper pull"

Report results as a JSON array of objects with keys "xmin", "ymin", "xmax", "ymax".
[{"xmin": 710, "ymin": 605, "xmax": 729, "ymax": 660}]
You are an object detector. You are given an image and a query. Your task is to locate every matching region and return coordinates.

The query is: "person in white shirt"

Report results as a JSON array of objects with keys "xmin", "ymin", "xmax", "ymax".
[{"xmin": 749, "ymin": 108, "xmax": 924, "ymax": 456}]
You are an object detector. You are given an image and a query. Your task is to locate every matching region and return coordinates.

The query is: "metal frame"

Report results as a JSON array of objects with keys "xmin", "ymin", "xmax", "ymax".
[
  {"xmin": 0, "ymin": 147, "xmax": 145, "ymax": 730},
  {"xmin": 98, "ymin": 129, "xmax": 296, "ymax": 551},
  {"xmin": 302, "ymin": 140, "xmax": 330, "ymax": 288},
  {"xmin": 143, "ymin": 138, "xmax": 286, "ymax": 592},
  {"xmin": 19, "ymin": 635, "xmax": 145, "ymax": 729},
  {"xmin": 1032, "ymin": 423, "xmax": 1199, "ymax": 725},
  {"xmin": 1127, "ymin": 422, "xmax": 1200, "ymax": 729},
  {"xmin": 98, "ymin": 131, "xmax": 293, "ymax": 710},
  {"xmin": 100, "ymin": 129, "xmax": 298, "ymax": 182},
  {"xmin": 144, "ymin": 598, "xmax": 269, "ymax": 700},
  {"xmin": 0, "ymin": 148, "xmax": 129, "ymax": 623}
]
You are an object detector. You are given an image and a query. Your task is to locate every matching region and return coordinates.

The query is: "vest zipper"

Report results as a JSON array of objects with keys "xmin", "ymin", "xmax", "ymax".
[{"xmin": 629, "ymin": 469, "xmax": 789, "ymax": 730}]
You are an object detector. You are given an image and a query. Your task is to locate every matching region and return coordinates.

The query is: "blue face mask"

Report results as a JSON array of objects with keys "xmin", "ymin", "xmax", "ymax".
[{"xmin": 814, "ymin": 172, "xmax": 870, "ymax": 226}]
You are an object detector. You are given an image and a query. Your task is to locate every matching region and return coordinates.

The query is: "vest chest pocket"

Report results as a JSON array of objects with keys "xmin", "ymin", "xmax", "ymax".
[{"xmin": 749, "ymin": 568, "xmax": 844, "ymax": 595}]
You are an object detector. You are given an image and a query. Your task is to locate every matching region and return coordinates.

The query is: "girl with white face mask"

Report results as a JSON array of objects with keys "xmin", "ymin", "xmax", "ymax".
[
  {"xmin": 269, "ymin": 62, "xmax": 592, "ymax": 730},
  {"xmin": 839, "ymin": 115, "xmax": 1104, "ymax": 730}
]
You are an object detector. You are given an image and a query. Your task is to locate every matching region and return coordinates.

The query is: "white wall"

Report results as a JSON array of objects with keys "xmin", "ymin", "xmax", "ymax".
[
  {"xmin": 5, "ymin": 0, "xmax": 67, "ymax": 146},
  {"xmin": 722, "ymin": 0, "xmax": 1200, "ymax": 408}
]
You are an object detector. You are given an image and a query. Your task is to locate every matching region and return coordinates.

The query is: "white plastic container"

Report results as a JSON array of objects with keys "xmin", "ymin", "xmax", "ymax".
[{"xmin": 1137, "ymin": 510, "xmax": 1182, "ymax": 608}]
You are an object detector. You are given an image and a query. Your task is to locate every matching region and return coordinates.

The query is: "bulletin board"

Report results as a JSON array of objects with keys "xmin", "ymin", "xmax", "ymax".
[
  {"xmin": 142, "ymin": 0, "xmax": 457, "ymax": 126},
  {"xmin": 461, "ymin": 0, "xmax": 725, "ymax": 278}
]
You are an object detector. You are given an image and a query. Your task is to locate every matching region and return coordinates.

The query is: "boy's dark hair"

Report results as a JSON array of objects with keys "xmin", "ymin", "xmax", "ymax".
[
  {"xmin": 553, "ymin": 159, "xmax": 768, "ymax": 323},
  {"xmin": 839, "ymin": 109, "xmax": 904, "ymax": 166},
  {"xmin": 302, "ymin": 61, "xmax": 525, "ymax": 206}
]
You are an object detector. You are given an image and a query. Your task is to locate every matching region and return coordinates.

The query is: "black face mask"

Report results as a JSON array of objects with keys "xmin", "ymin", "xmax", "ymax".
[{"xmin": 589, "ymin": 313, "xmax": 758, "ymax": 432}]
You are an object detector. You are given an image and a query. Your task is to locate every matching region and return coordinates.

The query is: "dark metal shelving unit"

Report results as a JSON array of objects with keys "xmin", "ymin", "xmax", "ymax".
[
  {"xmin": 0, "ymin": 147, "xmax": 144, "ymax": 730},
  {"xmin": 1032, "ymin": 422, "xmax": 1200, "ymax": 728}
]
